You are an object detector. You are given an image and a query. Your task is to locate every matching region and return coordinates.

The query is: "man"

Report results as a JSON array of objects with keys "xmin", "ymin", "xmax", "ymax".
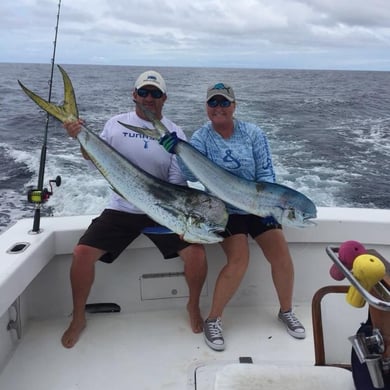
[{"xmin": 62, "ymin": 70, "xmax": 207, "ymax": 348}]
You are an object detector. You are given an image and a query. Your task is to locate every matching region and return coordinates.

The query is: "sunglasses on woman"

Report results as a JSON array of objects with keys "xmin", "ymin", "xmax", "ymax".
[
  {"xmin": 207, "ymin": 98, "xmax": 232, "ymax": 108},
  {"xmin": 136, "ymin": 88, "xmax": 164, "ymax": 99}
]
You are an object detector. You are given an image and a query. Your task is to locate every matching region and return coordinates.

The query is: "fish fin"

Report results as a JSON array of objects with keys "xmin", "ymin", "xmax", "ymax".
[
  {"xmin": 133, "ymin": 101, "xmax": 169, "ymax": 138},
  {"xmin": 141, "ymin": 226, "xmax": 174, "ymax": 234},
  {"xmin": 109, "ymin": 186, "xmax": 127, "ymax": 200},
  {"xmin": 186, "ymin": 180, "xmax": 207, "ymax": 192},
  {"xmin": 117, "ymin": 121, "xmax": 160, "ymax": 139},
  {"xmin": 18, "ymin": 65, "xmax": 79, "ymax": 123}
]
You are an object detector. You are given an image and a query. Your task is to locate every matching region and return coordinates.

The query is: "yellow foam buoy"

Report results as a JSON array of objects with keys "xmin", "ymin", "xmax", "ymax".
[{"xmin": 346, "ymin": 254, "xmax": 386, "ymax": 308}]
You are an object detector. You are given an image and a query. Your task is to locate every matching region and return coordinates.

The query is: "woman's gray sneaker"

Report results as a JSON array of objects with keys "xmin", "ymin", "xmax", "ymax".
[
  {"xmin": 278, "ymin": 310, "xmax": 306, "ymax": 339},
  {"xmin": 204, "ymin": 317, "xmax": 225, "ymax": 351}
]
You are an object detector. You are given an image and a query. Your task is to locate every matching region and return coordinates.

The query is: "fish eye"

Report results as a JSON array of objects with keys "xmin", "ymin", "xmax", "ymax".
[{"xmin": 288, "ymin": 208, "xmax": 296, "ymax": 220}]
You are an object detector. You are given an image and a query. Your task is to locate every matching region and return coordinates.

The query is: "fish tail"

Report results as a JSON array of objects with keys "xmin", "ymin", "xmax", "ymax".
[
  {"xmin": 18, "ymin": 65, "xmax": 79, "ymax": 123},
  {"xmin": 117, "ymin": 121, "xmax": 161, "ymax": 139},
  {"xmin": 134, "ymin": 101, "xmax": 169, "ymax": 138}
]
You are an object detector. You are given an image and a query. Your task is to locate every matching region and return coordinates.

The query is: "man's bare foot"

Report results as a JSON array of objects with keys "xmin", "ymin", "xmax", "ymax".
[
  {"xmin": 61, "ymin": 319, "xmax": 86, "ymax": 348},
  {"xmin": 187, "ymin": 304, "xmax": 203, "ymax": 333}
]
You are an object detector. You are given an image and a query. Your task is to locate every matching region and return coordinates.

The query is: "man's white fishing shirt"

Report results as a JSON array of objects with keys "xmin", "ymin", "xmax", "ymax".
[{"xmin": 100, "ymin": 111, "xmax": 187, "ymax": 214}]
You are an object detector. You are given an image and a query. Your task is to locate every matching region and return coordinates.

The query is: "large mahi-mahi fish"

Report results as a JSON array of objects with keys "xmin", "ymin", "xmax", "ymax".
[
  {"xmin": 118, "ymin": 103, "xmax": 317, "ymax": 228},
  {"xmin": 18, "ymin": 65, "xmax": 228, "ymax": 243}
]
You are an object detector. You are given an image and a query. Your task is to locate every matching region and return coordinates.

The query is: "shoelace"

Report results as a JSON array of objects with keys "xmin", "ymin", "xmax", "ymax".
[
  {"xmin": 282, "ymin": 312, "xmax": 302, "ymax": 328},
  {"xmin": 207, "ymin": 319, "xmax": 223, "ymax": 339}
]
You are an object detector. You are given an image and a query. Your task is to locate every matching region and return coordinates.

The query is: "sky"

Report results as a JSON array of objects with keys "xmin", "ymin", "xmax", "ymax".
[{"xmin": 1, "ymin": 0, "xmax": 390, "ymax": 71}]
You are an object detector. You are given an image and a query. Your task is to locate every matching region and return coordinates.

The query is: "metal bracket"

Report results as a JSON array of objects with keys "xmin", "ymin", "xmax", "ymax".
[{"xmin": 326, "ymin": 246, "xmax": 390, "ymax": 311}]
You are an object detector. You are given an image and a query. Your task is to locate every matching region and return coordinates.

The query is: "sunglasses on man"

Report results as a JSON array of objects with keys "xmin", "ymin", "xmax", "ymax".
[{"xmin": 136, "ymin": 88, "xmax": 164, "ymax": 99}]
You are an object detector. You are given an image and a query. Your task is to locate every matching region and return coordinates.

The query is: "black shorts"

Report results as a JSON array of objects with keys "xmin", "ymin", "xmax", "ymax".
[
  {"xmin": 78, "ymin": 209, "xmax": 191, "ymax": 263},
  {"xmin": 221, "ymin": 214, "xmax": 282, "ymax": 239}
]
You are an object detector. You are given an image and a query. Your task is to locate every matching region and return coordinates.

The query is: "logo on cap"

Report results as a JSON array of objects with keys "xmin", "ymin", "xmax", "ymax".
[
  {"xmin": 212, "ymin": 83, "xmax": 230, "ymax": 92},
  {"xmin": 145, "ymin": 75, "xmax": 157, "ymax": 81}
]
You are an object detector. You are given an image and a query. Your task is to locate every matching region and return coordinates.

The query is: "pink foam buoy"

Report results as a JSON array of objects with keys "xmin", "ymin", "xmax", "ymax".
[{"xmin": 329, "ymin": 240, "xmax": 366, "ymax": 280}]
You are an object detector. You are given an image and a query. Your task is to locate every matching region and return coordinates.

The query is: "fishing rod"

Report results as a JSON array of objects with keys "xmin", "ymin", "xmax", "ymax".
[{"xmin": 28, "ymin": 0, "xmax": 62, "ymax": 233}]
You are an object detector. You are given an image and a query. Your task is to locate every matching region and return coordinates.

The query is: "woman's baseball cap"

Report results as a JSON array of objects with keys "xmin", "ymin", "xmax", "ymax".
[{"xmin": 206, "ymin": 82, "xmax": 235, "ymax": 102}]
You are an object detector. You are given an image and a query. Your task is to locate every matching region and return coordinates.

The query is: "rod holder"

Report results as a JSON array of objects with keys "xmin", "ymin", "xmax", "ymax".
[
  {"xmin": 349, "ymin": 333, "xmax": 370, "ymax": 364},
  {"xmin": 365, "ymin": 355, "xmax": 385, "ymax": 389},
  {"xmin": 349, "ymin": 330, "xmax": 386, "ymax": 389},
  {"xmin": 7, "ymin": 297, "xmax": 22, "ymax": 340}
]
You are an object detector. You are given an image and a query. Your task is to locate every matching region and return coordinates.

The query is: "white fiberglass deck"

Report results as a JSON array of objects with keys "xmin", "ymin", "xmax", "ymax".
[
  {"xmin": 0, "ymin": 305, "xmax": 318, "ymax": 390},
  {"xmin": 2, "ymin": 208, "xmax": 389, "ymax": 389}
]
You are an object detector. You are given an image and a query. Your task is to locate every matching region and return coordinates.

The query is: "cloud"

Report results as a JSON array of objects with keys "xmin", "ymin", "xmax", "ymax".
[{"xmin": 1, "ymin": 0, "xmax": 389, "ymax": 70}]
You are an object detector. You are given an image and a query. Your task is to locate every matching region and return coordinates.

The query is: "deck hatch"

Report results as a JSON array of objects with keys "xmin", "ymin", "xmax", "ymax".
[{"xmin": 140, "ymin": 271, "xmax": 208, "ymax": 300}]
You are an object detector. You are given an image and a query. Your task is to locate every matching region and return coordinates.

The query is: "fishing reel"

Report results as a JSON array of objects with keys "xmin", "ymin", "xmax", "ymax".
[{"xmin": 27, "ymin": 176, "xmax": 62, "ymax": 204}]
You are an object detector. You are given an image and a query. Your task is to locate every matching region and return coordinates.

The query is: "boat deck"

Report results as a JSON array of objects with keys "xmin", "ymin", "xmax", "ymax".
[
  {"xmin": 3, "ymin": 209, "xmax": 388, "ymax": 389},
  {"xmin": 0, "ymin": 304, "xmax": 320, "ymax": 390}
]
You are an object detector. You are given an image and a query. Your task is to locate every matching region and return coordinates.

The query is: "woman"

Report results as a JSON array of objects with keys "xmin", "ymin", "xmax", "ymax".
[{"xmin": 163, "ymin": 82, "xmax": 305, "ymax": 351}]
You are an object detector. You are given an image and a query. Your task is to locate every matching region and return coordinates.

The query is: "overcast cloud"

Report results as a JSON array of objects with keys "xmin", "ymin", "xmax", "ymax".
[{"xmin": 1, "ymin": 0, "xmax": 389, "ymax": 70}]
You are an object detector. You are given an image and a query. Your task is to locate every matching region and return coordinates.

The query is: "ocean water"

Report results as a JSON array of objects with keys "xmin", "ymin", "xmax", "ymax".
[{"xmin": 1, "ymin": 63, "xmax": 389, "ymax": 233}]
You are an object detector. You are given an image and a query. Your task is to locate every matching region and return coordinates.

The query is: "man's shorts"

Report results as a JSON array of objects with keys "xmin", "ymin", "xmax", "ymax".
[
  {"xmin": 78, "ymin": 209, "xmax": 191, "ymax": 263},
  {"xmin": 220, "ymin": 214, "xmax": 282, "ymax": 239}
]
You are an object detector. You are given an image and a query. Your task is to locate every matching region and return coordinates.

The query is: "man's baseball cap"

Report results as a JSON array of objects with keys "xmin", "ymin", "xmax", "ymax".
[{"xmin": 134, "ymin": 70, "xmax": 167, "ymax": 93}]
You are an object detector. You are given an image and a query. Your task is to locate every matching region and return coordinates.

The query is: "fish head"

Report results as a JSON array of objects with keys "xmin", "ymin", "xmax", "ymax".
[
  {"xmin": 183, "ymin": 213, "xmax": 227, "ymax": 244},
  {"xmin": 157, "ymin": 191, "xmax": 227, "ymax": 244},
  {"xmin": 279, "ymin": 204, "xmax": 317, "ymax": 228},
  {"xmin": 277, "ymin": 189, "xmax": 318, "ymax": 228},
  {"xmin": 182, "ymin": 227, "xmax": 224, "ymax": 244},
  {"xmin": 182, "ymin": 196, "xmax": 228, "ymax": 243}
]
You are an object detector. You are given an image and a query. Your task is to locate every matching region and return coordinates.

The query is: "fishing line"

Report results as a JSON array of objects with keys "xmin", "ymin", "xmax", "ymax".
[{"xmin": 29, "ymin": 0, "xmax": 62, "ymax": 233}]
